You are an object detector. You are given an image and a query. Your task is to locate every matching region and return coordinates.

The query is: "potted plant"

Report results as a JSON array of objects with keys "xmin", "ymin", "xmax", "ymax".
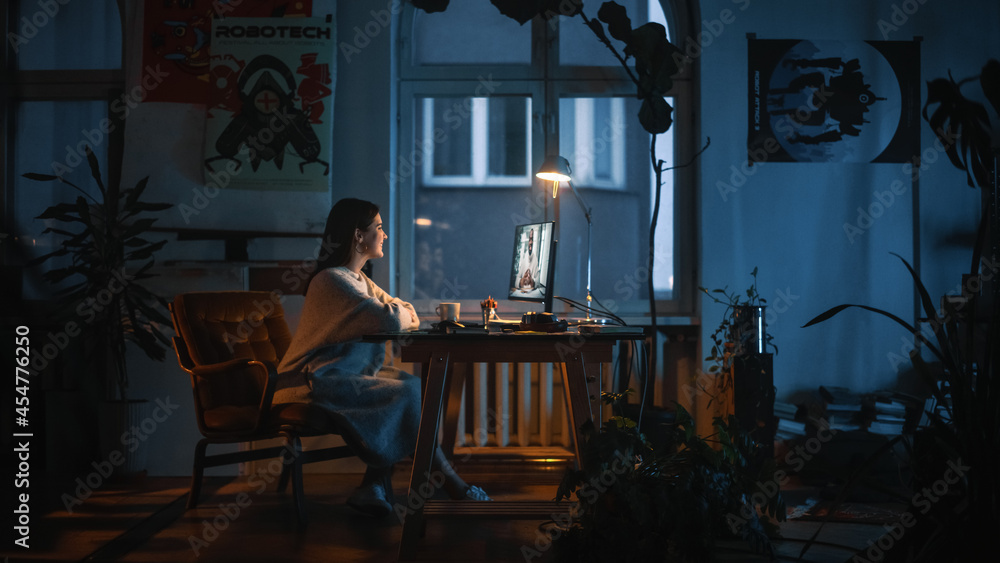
[
  {"xmin": 537, "ymin": 391, "xmax": 786, "ymax": 563},
  {"xmin": 24, "ymin": 146, "xmax": 173, "ymax": 477},
  {"xmin": 698, "ymin": 268, "xmax": 778, "ymax": 452}
]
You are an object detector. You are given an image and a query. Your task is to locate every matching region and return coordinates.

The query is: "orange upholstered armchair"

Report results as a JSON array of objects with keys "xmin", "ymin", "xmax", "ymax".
[{"xmin": 170, "ymin": 290, "xmax": 354, "ymax": 524}]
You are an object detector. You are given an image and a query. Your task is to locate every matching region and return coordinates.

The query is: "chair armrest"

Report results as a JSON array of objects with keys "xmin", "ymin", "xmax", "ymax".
[{"xmin": 189, "ymin": 359, "xmax": 280, "ymax": 432}]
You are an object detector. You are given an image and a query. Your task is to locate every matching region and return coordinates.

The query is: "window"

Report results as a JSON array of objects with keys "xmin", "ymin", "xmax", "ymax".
[
  {"xmin": 395, "ymin": 1, "xmax": 696, "ymax": 318},
  {"xmin": 3, "ymin": 1, "xmax": 124, "ymax": 300},
  {"xmin": 421, "ymin": 96, "xmax": 532, "ymax": 187}
]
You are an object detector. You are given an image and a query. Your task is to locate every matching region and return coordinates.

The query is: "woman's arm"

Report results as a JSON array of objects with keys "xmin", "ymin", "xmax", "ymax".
[{"xmin": 362, "ymin": 274, "xmax": 419, "ymax": 329}]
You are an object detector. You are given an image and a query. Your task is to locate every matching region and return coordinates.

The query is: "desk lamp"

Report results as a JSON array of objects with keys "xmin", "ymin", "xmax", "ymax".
[{"xmin": 535, "ymin": 155, "xmax": 594, "ymax": 320}]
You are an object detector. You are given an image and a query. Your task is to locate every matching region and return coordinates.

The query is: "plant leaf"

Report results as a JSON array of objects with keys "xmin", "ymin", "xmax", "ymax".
[
  {"xmin": 22, "ymin": 172, "xmax": 59, "ymax": 182},
  {"xmin": 980, "ymin": 58, "xmax": 1000, "ymax": 117},
  {"xmin": 638, "ymin": 95, "xmax": 673, "ymax": 135},
  {"xmin": 597, "ymin": 1, "xmax": 632, "ymax": 44},
  {"xmin": 84, "ymin": 146, "xmax": 106, "ymax": 196}
]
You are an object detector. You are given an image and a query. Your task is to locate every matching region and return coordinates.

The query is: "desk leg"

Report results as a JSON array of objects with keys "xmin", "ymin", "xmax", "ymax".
[
  {"xmin": 439, "ymin": 363, "xmax": 466, "ymax": 459},
  {"xmin": 561, "ymin": 352, "xmax": 596, "ymax": 469},
  {"xmin": 398, "ymin": 352, "xmax": 449, "ymax": 561}
]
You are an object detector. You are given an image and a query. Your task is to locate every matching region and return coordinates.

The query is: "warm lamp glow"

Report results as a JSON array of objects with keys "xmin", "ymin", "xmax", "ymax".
[{"xmin": 535, "ymin": 155, "xmax": 572, "ymax": 197}]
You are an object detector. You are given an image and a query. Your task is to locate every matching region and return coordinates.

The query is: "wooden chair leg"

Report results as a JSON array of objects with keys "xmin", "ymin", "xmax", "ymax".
[
  {"xmin": 282, "ymin": 434, "xmax": 308, "ymax": 525},
  {"xmin": 277, "ymin": 450, "xmax": 293, "ymax": 494},
  {"xmin": 187, "ymin": 439, "xmax": 209, "ymax": 509}
]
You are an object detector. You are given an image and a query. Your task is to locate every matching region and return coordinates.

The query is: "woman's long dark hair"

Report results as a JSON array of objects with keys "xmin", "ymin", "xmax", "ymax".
[{"xmin": 307, "ymin": 198, "xmax": 380, "ymax": 292}]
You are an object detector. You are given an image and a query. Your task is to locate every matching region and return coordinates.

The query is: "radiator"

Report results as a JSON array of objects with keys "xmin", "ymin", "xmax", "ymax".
[{"xmin": 446, "ymin": 360, "xmax": 617, "ymax": 452}]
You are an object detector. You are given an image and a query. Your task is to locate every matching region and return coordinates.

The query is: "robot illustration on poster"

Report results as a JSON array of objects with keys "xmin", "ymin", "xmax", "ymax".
[{"xmin": 205, "ymin": 54, "xmax": 330, "ymax": 175}]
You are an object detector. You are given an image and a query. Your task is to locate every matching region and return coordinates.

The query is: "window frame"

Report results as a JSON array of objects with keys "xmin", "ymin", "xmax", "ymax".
[
  {"xmin": 419, "ymin": 96, "xmax": 535, "ymax": 188},
  {"xmin": 2, "ymin": 2, "xmax": 127, "ymax": 288},
  {"xmin": 393, "ymin": 1, "xmax": 699, "ymax": 319}
]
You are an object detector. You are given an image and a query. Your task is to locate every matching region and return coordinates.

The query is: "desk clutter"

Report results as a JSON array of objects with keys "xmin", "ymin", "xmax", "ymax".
[{"xmin": 427, "ymin": 300, "xmax": 646, "ymax": 335}]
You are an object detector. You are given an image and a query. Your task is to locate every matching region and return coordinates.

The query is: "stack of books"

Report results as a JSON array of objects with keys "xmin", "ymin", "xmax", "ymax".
[
  {"xmin": 773, "ymin": 401, "xmax": 806, "ymax": 440},
  {"xmin": 819, "ymin": 385, "xmax": 865, "ymax": 431}
]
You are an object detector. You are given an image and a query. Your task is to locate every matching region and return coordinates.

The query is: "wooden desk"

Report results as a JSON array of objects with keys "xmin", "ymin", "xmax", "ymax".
[{"xmin": 366, "ymin": 330, "xmax": 644, "ymax": 561}]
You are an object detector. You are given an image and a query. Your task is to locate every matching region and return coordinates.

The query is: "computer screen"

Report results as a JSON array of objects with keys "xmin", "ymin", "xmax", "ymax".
[{"xmin": 508, "ymin": 221, "xmax": 556, "ymax": 312}]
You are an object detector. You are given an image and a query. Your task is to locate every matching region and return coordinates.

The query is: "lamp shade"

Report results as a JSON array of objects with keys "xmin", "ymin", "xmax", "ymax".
[{"xmin": 535, "ymin": 155, "xmax": 572, "ymax": 182}]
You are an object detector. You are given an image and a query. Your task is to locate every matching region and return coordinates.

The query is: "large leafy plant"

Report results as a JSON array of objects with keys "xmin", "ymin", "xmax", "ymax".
[
  {"xmin": 543, "ymin": 391, "xmax": 786, "ymax": 563},
  {"xmin": 802, "ymin": 254, "xmax": 997, "ymax": 561},
  {"xmin": 24, "ymin": 147, "xmax": 173, "ymax": 402},
  {"xmin": 923, "ymin": 58, "xmax": 1000, "ymax": 274},
  {"xmin": 797, "ymin": 59, "xmax": 1000, "ymax": 562}
]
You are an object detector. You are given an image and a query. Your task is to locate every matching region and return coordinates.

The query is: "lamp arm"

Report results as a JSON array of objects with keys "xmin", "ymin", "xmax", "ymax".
[
  {"xmin": 566, "ymin": 181, "xmax": 592, "ymax": 225},
  {"xmin": 567, "ymin": 181, "xmax": 594, "ymax": 318}
]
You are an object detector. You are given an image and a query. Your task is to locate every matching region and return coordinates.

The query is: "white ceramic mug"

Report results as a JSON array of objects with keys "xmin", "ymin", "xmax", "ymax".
[{"xmin": 435, "ymin": 302, "xmax": 460, "ymax": 322}]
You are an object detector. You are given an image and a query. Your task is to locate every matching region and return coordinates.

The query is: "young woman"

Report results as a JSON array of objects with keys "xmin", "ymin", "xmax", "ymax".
[{"xmin": 274, "ymin": 198, "xmax": 489, "ymax": 518}]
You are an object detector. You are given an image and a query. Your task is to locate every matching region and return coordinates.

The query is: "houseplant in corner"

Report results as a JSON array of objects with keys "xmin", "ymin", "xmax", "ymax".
[
  {"xmin": 25, "ymin": 146, "xmax": 173, "ymax": 477},
  {"xmin": 540, "ymin": 391, "xmax": 786, "ymax": 563},
  {"xmin": 799, "ymin": 59, "xmax": 999, "ymax": 561}
]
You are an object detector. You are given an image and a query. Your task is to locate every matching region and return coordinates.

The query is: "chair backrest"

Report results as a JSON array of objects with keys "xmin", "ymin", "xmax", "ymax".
[
  {"xmin": 170, "ymin": 291, "xmax": 292, "ymax": 436},
  {"xmin": 171, "ymin": 291, "xmax": 292, "ymax": 367}
]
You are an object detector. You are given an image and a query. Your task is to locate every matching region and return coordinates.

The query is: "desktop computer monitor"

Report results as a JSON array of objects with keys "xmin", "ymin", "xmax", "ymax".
[{"xmin": 508, "ymin": 221, "xmax": 556, "ymax": 313}]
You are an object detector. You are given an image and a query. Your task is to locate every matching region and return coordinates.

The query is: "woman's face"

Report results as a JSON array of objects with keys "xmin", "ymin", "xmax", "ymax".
[{"xmin": 358, "ymin": 213, "xmax": 387, "ymax": 260}]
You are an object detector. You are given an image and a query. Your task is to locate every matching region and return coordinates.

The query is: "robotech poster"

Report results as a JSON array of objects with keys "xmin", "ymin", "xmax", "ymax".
[
  {"xmin": 747, "ymin": 37, "xmax": 920, "ymax": 164},
  {"xmin": 204, "ymin": 17, "xmax": 334, "ymax": 191}
]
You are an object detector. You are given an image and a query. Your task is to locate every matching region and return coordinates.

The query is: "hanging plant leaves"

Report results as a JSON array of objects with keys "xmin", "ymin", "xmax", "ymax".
[
  {"xmin": 923, "ymin": 75, "xmax": 994, "ymax": 189},
  {"xmin": 980, "ymin": 58, "xmax": 1000, "ymax": 118},
  {"xmin": 597, "ymin": 1, "xmax": 631, "ymax": 44},
  {"xmin": 408, "ymin": 0, "xmax": 450, "ymax": 14},
  {"xmin": 629, "ymin": 23, "xmax": 679, "ymax": 96},
  {"xmin": 488, "ymin": 0, "xmax": 582, "ymax": 24},
  {"xmin": 639, "ymin": 95, "xmax": 673, "ymax": 134}
]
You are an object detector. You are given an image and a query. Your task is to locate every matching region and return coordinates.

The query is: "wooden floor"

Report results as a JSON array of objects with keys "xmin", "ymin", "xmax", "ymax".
[{"xmin": 6, "ymin": 460, "xmax": 893, "ymax": 563}]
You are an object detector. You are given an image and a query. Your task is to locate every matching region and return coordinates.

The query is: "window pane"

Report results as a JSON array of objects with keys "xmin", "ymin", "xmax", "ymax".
[
  {"xmin": 558, "ymin": 97, "xmax": 625, "ymax": 189},
  {"xmin": 419, "ymin": 96, "xmax": 531, "ymax": 186},
  {"xmin": 560, "ymin": 0, "xmax": 667, "ymax": 67},
  {"xmin": 557, "ymin": 95, "xmax": 653, "ymax": 305},
  {"xmin": 13, "ymin": 100, "xmax": 111, "ymax": 299},
  {"xmin": 488, "ymin": 98, "xmax": 529, "ymax": 177},
  {"xmin": 652, "ymin": 102, "xmax": 675, "ymax": 296},
  {"xmin": 14, "ymin": 0, "xmax": 121, "ymax": 70},
  {"xmin": 428, "ymin": 98, "xmax": 472, "ymax": 176},
  {"xmin": 412, "ymin": 3, "xmax": 530, "ymax": 65}
]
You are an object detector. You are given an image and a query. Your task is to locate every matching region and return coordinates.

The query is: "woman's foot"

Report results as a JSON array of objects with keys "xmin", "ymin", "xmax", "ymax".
[
  {"xmin": 462, "ymin": 485, "xmax": 492, "ymax": 501},
  {"xmin": 346, "ymin": 482, "xmax": 392, "ymax": 517}
]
